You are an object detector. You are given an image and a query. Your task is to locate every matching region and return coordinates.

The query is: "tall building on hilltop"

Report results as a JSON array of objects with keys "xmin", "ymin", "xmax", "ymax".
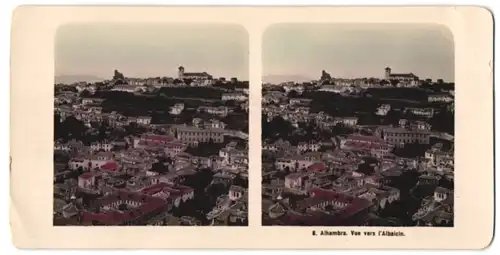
[
  {"xmin": 177, "ymin": 66, "xmax": 213, "ymax": 81},
  {"xmin": 384, "ymin": 67, "xmax": 419, "ymax": 86}
]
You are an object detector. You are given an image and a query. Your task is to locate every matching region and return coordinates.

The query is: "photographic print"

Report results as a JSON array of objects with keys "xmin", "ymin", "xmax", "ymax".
[
  {"xmin": 11, "ymin": 6, "xmax": 493, "ymax": 249},
  {"xmin": 53, "ymin": 23, "xmax": 249, "ymax": 226},
  {"xmin": 261, "ymin": 24, "xmax": 455, "ymax": 227}
]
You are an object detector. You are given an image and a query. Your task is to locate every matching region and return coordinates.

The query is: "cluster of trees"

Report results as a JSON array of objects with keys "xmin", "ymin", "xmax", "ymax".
[
  {"xmin": 221, "ymin": 113, "xmax": 249, "ymax": 133},
  {"xmin": 301, "ymin": 88, "xmax": 452, "ymax": 122},
  {"xmin": 92, "ymin": 91, "xmax": 249, "ymax": 128},
  {"xmin": 305, "ymin": 91, "xmax": 379, "ymax": 117},
  {"xmin": 55, "ymin": 113, "xmax": 143, "ymax": 145},
  {"xmin": 212, "ymin": 80, "xmax": 249, "ymax": 90},
  {"xmin": 171, "ymin": 168, "xmax": 231, "ymax": 225},
  {"xmin": 357, "ymin": 161, "xmax": 376, "ymax": 175},
  {"xmin": 365, "ymin": 88, "xmax": 429, "ymax": 102},
  {"xmin": 420, "ymin": 81, "xmax": 454, "ymax": 92},
  {"xmin": 232, "ymin": 173, "xmax": 248, "ymax": 189},
  {"xmin": 377, "ymin": 169, "xmax": 422, "ymax": 226},
  {"xmin": 262, "ymin": 86, "xmax": 285, "ymax": 93},
  {"xmin": 158, "ymin": 87, "xmax": 223, "ymax": 100},
  {"xmin": 55, "ymin": 85, "xmax": 78, "ymax": 93},
  {"xmin": 372, "ymin": 106, "xmax": 454, "ymax": 135},
  {"xmin": 95, "ymin": 91, "xmax": 175, "ymax": 117},
  {"xmin": 150, "ymin": 159, "xmax": 170, "ymax": 174},
  {"xmin": 262, "ymin": 115, "xmax": 294, "ymax": 141},
  {"xmin": 357, "ymin": 112, "xmax": 383, "ymax": 126},
  {"xmin": 393, "ymin": 142, "xmax": 430, "ymax": 158},
  {"xmin": 54, "ymin": 115, "xmax": 87, "ymax": 142},
  {"xmin": 428, "ymin": 109, "xmax": 454, "ymax": 134},
  {"xmin": 185, "ymin": 139, "xmax": 226, "ymax": 157},
  {"xmin": 262, "ymin": 114, "xmax": 354, "ymax": 144}
]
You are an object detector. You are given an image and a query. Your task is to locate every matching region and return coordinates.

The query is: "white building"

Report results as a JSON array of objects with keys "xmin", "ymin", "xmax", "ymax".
[
  {"xmin": 428, "ymin": 93, "xmax": 454, "ymax": 103},
  {"xmin": 90, "ymin": 141, "xmax": 114, "ymax": 152},
  {"xmin": 137, "ymin": 116, "xmax": 152, "ymax": 125},
  {"xmin": 333, "ymin": 117, "xmax": 358, "ymax": 127},
  {"xmin": 228, "ymin": 185, "xmax": 245, "ymax": 201},
  {"xmin": 318, "ymin": 85, "xmax": 346, "ymax": 93},
  {"xmin": 111, "ymin": 85, "xmax": 145, "ymax": 93},
  {"xmin": 78, "ymin": 172, "xmax": 96, "ymax": 189},
  {"xmin": 81, "ymin": 98, "xmax": 105, "ymax": 106},
  {"xmin": 376, "ymin": 104, "xmax": 391, "ymax": 116},
  {"xmin": 170, "ymin": 103, "xmax": 185, "ymax": 115},
  {"xmin": 221, "ymin": 93, "xmax": 247, "ymax": 101},
  {"xmin": 384, "ymin": 67, "xmax": 420, "ymax": 87}
]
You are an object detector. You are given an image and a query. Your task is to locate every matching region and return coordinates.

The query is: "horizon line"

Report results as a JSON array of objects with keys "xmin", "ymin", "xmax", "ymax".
[{"xmin": 55, "ymin": 74, "xmax": 249, "ymax": 81}]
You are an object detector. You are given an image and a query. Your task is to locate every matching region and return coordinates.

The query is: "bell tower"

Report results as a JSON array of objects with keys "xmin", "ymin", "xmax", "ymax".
[
  {"xmin": 385, "ymin": 67, "xmax": 391, "ymax": 79},
  {"xmin": 178, "ymin": 66, "xmax": 185, "ymax": 79}
]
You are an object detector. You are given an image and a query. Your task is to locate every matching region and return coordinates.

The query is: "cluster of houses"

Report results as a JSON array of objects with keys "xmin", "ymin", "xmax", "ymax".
[
  {"xmin": 262, "ymin": 135, "xmax": 454, "ymax": 226},
  {"xmin": 262, "ymin": 69, "xmax": 455, "ymax": 226},
  {"xmin": 53, "ymin": 70, "xmax": 249, "ymax": 226}
]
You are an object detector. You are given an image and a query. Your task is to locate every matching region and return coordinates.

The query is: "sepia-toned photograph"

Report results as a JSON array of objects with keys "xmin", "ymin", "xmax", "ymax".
[
  {"xmin": 53, "ymin": 23, "xmax": 249, "ymax": 226},
  {"xmin": 261, "ymin": 24, "xmax": 455, "ymax": 227}
]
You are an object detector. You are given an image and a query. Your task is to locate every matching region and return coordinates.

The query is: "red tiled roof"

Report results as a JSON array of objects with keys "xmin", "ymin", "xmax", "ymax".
[
  {"xmin": 175, "ymin": 185, "xmax": 194, "ymax": 194},
  {"xmin": 309, "ymin": 188, "xmax": 356, "ymax": 204},
  {"xmin": 347, "ymin": 135, "xmax": 384, "ymax": 144},
  {"xmin": 283, "ymin": 188, "xmax": 374, "ymax": 226},
  {"xmin": 141, "ymin": 183, "xmax": 170, "ymax": 195},
  {"xmin": 344, "ymin": 141, "xmax": 390, "ymax": 151},
  {"xmin": 79, "ymin": 172, "xmax": 94, "ymax": 179},
  {"xmin": 286, "ymin": 173, "xmax": 304, "ymax": 180},
  {"xmin": 81, "ymin": 191, "xmax": 167, "ymax": 225},
  {"xmin": 143, "ymin": 134, "xmax": 174, "ymax": 143},
  {"xmin": 165, "ymin": 141, "xmax": 185, "ymax": 147},
  {"xmin": 101, "ymin": 162, "xmax": 119, "ymax": 171},
  {"xmin": 307, "ymin": 162, "xmax": 326, "ymax": 172}
]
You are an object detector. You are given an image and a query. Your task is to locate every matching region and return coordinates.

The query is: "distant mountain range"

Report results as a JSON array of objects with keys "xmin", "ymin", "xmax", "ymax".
[
  {"xmin": 55, "ymin": 75, "xmax": 105, "ymax": 84},
  {"xmin": 262, "ymin": 74, "xmax": 313, "ymax": 84}
]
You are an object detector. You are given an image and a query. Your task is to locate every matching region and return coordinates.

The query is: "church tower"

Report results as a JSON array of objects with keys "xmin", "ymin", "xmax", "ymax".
[
  {"xmin": 178, "ymin": 66, "xmax": 185, "ymax": 79},
  {"xmin": 384, "ymin": 67, "xmax": 391, "ymax": 79}
]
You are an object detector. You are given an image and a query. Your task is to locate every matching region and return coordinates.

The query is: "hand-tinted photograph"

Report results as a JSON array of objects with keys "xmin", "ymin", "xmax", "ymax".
[
  {"xmin": 261, "ymin": 23, "xmax": 455, "ymax": 227},
  {"xmin": 53, "ymin": 23, "xmax": 249, "ymax": 226}
]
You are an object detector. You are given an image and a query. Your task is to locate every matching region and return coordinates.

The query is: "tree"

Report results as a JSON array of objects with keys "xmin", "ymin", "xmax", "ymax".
[
  {"xmin": 357, "ymin": 162, "xmax": 375, "ymax": 175},
  {"xmin": 429, "ymin": 109, "xmax": 454, "ymax": 134},
  {"xmin": 97, "ymin": 121, "xmax": 110, "ymax": 141},
  {"xmin": 79, "ymin": 89, "xmax": 92, "ymax": 98},
  {"xmin": 287, "ymin": 90, "xmax": 299, "ymax": 98},
  {"xmin": 185, "ymin": 139, "xmax": 225, "ymax": 157},
  {"xmin": 221, "ymin": 113, "xmax": 248, "ymax": 132},
  {"xmin": 384, "ymin": 109, "xmax": 402, "ymax": 126},
  {"xmin": 77, "ymin": 166, "xmax": 85, "ymax": 174},
  {"xmin": 379, "ymin": 80, "xmax": 390, "ymax": 86},
  {"xmin": 232, "ymin": 173, "xmax": 248, "ymax": 189},
  {"xmin": 124, "ymin": 122, "xmax": 146, "ymax": 136},
  {"xmin": 56, "ymin": 116, "xmax": 87, "ymax": 141},
  {"xmin": 151, "ymin": 162, "xmax": 169, "ymax": 174},
  {"xmin": 390, "ymin": 79, "xmax": 400, "ymax": 87},
  {"xmin": 393, "ymin": 141, "xmax": 429, "ymax": 158},
  {"xmin": 262, "ymin": 116, "xmax": 294, "ymax": 140},
  {"xmin": 332, "ymin": 123, "xmax": 354, "ymax": 136}
]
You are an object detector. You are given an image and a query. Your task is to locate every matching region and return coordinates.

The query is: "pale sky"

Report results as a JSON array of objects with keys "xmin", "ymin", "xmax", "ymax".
[
  {"xmin": 263, "ymin": 23, "xmax": 455, "ymax": 82},
  {"xmin": 55, "ymin": 23, "xmax": 249, "ymax": 80}
]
